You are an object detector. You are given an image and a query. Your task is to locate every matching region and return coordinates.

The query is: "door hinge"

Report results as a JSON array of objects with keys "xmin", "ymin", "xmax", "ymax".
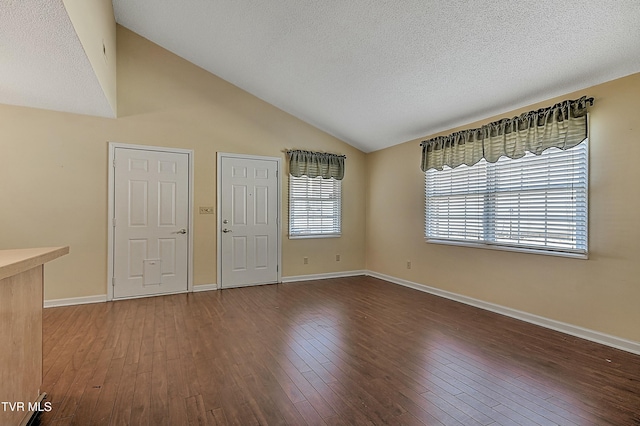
[
  {"xmin": 113, "ymin": 218, "xmax": 116, "ymax": 227},
  {"xmin": 276, "ymin": 170, "xmax": 278, "ymax": 177},
  {"xmin": 113, "ymin": 158, "xmax": 116, "ymax": 168},
  {"xmin": 112, "ymin": 277, "xmax": 115, "ymax": 287}
]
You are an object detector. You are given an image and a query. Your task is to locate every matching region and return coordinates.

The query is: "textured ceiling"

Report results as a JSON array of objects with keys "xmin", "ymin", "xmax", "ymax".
[
  {"xmin": 3, "ymin": 1, "xmax": 640, "ymax": 152},
  {"xmin": 0, "ymin": 0, "xmax": 114, "ymax": 118},
  {"xmin": 111, "ymin": 0, "xmax": 640, "ymax": 152}
]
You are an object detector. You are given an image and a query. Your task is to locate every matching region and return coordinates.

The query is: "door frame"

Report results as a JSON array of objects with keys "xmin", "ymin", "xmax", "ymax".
[
  {"xmin": 216, "ymin": 152, "xmax": 282, "ymax": 289},
  {"xmin": 107, "ymin": 142, "xmax": 194, "ymax": 301}
]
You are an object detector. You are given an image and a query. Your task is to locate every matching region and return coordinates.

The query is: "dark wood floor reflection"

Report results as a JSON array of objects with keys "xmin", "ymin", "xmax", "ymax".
[{"xmin": 39, "ymin": 276, "xmax": 640, "ymax": 425}]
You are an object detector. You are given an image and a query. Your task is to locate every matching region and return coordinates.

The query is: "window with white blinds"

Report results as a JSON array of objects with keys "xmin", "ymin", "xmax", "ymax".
[
  {"xmin": 425, "ymin": 141, "xmax": 588, "ymax": 256},
  {"xmin": 289, "ymin": 175, "xmax": 342, "ymax": 238}
]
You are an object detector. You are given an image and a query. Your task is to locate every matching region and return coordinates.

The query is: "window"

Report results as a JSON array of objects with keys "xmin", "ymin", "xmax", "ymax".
[
  {"xmin": 425, "ymin": 141, "xmax": 588, "ymax": 256},
  {"xmin": 289, "ymin": 175, "xmax": 342, "ymax": 238}
]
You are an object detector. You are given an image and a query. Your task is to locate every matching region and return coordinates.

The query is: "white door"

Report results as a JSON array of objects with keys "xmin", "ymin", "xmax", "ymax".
[
  {"xmin": 113, "ymin": 147, "xmax": 190, "ymax": 299},
  {"xmin": 219, "ymin": 154, "xmax": 280, "ymax": 288}
]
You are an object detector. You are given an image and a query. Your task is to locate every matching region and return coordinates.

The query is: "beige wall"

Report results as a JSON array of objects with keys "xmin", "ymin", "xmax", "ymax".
[
  {"xmin": 63, "ymin": 0, "xmax": 117, "ymax": 116},
  {"xmin": 366, "ymin": 72, "xmax": 640, "ymax": 343},
  {"xmin": 0, "ymin": 26, "xmax": 366, "ymax": 300}
]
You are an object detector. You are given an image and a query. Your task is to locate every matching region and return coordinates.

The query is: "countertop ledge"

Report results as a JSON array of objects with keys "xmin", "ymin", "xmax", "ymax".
[{"xmin": 0, "ymin": 247, "xmax": 69, "ymax": 281}]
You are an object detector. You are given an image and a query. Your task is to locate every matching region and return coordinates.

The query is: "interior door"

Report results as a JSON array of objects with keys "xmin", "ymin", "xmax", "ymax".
[
  {"xmin": 113, "ymin": 147, "xmax": 189, "ymax": 299},
  {"xmin": 219, "ymin": 154, "xmax": 279, "ymax": 288}
]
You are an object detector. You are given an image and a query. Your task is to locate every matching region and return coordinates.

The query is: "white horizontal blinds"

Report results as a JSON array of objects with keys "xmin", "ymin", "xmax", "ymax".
[
  {"xmin": 425, "ymin": 141, "xmax": 588, "ymax": 254},
  {"xmin": 289, "ymin": 175, "xmax": 341, "ymax": 237},
  {"xmin": 425, "ymin": 161, "xmax": 487, "ymax": 242},
  {"xmin": 490, "ymin": 143, "xmax": 587, "ymax": 251}
]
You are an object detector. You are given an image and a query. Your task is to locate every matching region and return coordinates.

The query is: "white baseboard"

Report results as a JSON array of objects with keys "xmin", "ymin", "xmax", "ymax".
[
  {"xmin": 44, "ymin": 284, "xmax": 217, "ymax": 306},
  {"xmin": 365, "ymin": 271, "xmax": 640, "ymax": 356},
  {"xmin": 44, "ymin": 294, "xmax": 107, "ymax": 308},
  {"xmin": 193, "ymin": 283, "xmax": 218, "ymax": 292},
  {"xmin": 281, "ymin": 270, "xmax": 366, "ymax": 283}
]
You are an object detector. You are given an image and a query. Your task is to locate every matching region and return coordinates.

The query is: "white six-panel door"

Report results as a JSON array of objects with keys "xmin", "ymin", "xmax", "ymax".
[
  {"xmin": 219, "ymin": 154, "xmax": 280, "ymax": 288},
  {"xmin": 113, "ymin": 147, "xmax": 190, "ymax": 299}
]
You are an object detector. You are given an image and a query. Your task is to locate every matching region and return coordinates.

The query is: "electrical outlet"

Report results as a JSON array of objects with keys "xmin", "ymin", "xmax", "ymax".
[
  {"xmin": 303, "ymin": 257, "xmax": 309, "ymax": 265},
  {"xmin": 336, "ymin": 254, "xmax": 341, "ymax": 261},
  {"xmin": 199, "ymin": 207, "xmax": 214, "ymax": 214},
  {"xmin": 406, "ymin": 260, "xmax": 411, "ymax": 269}
]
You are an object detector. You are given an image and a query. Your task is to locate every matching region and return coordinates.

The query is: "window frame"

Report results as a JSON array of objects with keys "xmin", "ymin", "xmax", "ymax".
[
  {"xmin": 288, "ymin": 174, "xmax": 342, "ymax": 239},
  {"xmin": 424, "ymin": 141, "xmax": 589, "ymax": 259}
]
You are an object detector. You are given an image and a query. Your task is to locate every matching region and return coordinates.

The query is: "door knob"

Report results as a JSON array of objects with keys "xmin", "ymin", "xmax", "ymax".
[
  {"xmin": 222, "ymin": 229, "xmax": 232, "ymax": 233},
  {"xmin": 173, "ymin": 228, "xmax": 187, "ymax": 234}
]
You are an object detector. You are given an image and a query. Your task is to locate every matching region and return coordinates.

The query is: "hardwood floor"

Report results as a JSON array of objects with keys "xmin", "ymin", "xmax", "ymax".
[{"xmin": 37, "ymin": 276, "xmax": 640, "ymax": 425}]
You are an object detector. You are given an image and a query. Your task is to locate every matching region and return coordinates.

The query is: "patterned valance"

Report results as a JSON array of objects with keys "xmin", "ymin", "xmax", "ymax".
[
  {"xmin": 421, "ymin": 96, "xmax": 594, "ymax": 171},
  {"xmin": 287, "ymin": 150, "xmax": 346, "ymax": 180}
]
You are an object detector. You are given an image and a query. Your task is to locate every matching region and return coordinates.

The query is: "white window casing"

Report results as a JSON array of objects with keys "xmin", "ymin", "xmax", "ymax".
[
  {"xmin": 289, "ymin": 175, "xmax": 342, "ymax": 238},
  {"xmin": 425, "ymin": 141, "xmax": 588, "ymax": 257}
]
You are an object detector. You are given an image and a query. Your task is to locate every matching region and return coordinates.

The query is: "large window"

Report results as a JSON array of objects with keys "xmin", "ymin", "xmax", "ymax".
[
  {"xmin": 289, "ymin": 175, "xmax": 342, "ymax": 238},
  {"xmin": 425, "ymin": 141, "xmax": 588, "ymax": 256}
]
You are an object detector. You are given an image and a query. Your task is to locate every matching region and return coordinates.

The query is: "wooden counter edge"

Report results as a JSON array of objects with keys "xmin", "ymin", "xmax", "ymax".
[{"xmin": 0, "ymin": 247, "xmax": 70, "ymax": 281}]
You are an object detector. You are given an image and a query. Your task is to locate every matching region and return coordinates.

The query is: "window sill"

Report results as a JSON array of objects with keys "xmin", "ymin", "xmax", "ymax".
[
  {"xmin": 289, "ymin": 234, "xmax": 341, "ymax": 240},
  {"xmin": 425, "ymin": 238, "xmax": 588, "ymax": 260}
]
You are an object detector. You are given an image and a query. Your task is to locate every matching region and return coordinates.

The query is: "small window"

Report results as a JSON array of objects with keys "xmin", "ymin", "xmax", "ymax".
[
  {"xmin": 289, "ymin": 175, "xmax": 342, "ymax": 238},
  {"xmin": 425, "ymin": 141, "xmax": 588, "ymax": 256}
]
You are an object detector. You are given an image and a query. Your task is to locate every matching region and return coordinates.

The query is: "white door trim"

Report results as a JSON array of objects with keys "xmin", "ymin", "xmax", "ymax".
[
  {"xmin": 216, "ymin": 152, "xmax": 282, "ymax": 288},
  {"xmin": 107, "ymin": 142, "xmax": 194, "ymax": 301}
]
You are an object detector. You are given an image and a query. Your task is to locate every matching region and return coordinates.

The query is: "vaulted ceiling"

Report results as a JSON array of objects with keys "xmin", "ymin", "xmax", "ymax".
[
  {"xmin": 3, "ymin": 1, "xmax": 640, "ymax": 152},
  {"xmin": 0, "ymin": 0, "xmax": 114, "ymax": 118}
]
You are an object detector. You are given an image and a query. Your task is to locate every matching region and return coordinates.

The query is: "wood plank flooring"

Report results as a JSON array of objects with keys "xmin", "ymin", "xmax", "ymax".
[{"xmin": 37, "ymin": 276, "xmax": 640, "ymax": 425}]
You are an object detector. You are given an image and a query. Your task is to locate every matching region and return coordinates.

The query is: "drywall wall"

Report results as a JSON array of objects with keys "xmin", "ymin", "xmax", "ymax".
[
  {"xmin": 366, "ymin": 72, "xmax": 640, "ymax": 343},
  {"xmin": 0, "ymin": 26, "xmax": 366, "ymax": 300},
  {"xmin": 63, "ymin": 0, "xmax": 117, "ymax": 116}
]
